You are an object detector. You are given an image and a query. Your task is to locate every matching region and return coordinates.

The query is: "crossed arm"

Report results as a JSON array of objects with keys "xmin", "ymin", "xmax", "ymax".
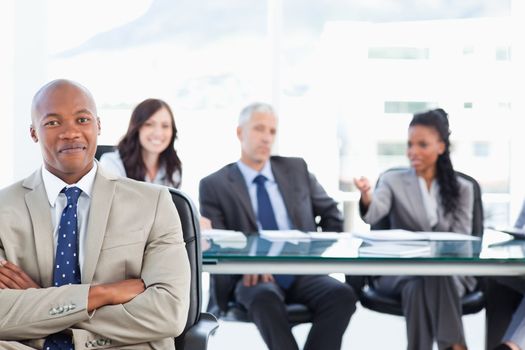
[
  {"xmin": 0, "ymin": 188, "xmax": 190, "ymax": 343},
  {"xmin": 0, "ymin": 260, "xmax": 144, "ymax": 312}
]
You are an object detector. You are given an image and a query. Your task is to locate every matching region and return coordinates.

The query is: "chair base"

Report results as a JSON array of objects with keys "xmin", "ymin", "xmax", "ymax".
[
  {"xmin": 175, "ymin": 313, "xmax": 219, "ymax": 350},
  {"xmin": 360, "ymin": 286, "xmax": 485, "ymax": 316}
]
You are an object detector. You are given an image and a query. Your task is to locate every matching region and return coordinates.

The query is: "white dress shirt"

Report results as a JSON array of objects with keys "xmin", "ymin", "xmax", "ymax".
[
  {"xmin": 236, "ymin": 160, "xmax": 293, "ymax": 231},
  {"xmin": 417, "ymin": 176, "xmax": 439, "ymax": 229},
  {"xmin": 100, "ymin": 150, "xmax": 181, "ymax": 187},
  {"xmin": 41, "ymin": 162, "xmax": 97, "ymax": 271},
  {"xmin": 237, "ymin": 160, "xmax": 293, "ymax": 256}
]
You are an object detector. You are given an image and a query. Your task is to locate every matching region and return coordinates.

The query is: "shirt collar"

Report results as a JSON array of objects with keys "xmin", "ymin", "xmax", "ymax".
[
  {"xmin": 417, "ymin": 176, "xmax": 438, "ymax": 194},
  {"xmin": 147, "ymin": 164, "xmax": 167, "ymax": 183},
  {"xmin": 42, "ymin": 162, "xmax": 98, "ymax": 207},
  {"xmin": 236, "ymin": 159, "xmax": 275, "ymax": 185}
]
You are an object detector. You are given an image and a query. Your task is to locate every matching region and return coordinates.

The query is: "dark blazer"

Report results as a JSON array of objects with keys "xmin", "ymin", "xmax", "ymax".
[{"xmin": 199, "ymin": 156, "xmax": 343, "ymax": 311}]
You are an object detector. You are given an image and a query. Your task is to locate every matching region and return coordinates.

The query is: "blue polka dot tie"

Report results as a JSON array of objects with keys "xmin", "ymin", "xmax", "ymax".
[
  {"xmin": 44, "ymin": 186, "xmax": 82, "ymax": 350},
  {"xmin": 253, "ymin": 175, "xmax": 295, "ymax": 289}
]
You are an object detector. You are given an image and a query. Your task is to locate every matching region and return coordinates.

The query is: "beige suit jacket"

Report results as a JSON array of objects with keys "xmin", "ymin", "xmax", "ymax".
[{"xmin": 0, "ymin": 166, "xmax": 190, "ymax": 349}]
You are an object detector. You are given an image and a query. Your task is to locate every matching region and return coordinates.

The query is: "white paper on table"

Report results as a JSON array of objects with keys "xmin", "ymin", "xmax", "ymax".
[
  {"xmin": 359, "ymin": 242, "xmax": 432, "ymax": 257},
  {"xmin": 353, "ymin": 229, "xmax": 425, "ymax": 241},
  {"xmin": 260, "ymin": 230, "xmax": 310, "ymax": 242},
  {"xmin": 420, "ymin": 232, "xmax": 480, "ymax": 241},
  {"xmin": 201, "ymin": 229, "xmax": 248, "ymax": 248},
  {"xmin": 354, "ymin": 229, "xmax": 480, "ymax": 242},
  {"xmin": 201, "ymin": 228, "xmax": 245, "ymax": 240},
  {"xmin": 308, "ymin": 232, "xmax": 352, "ymax": 240}
]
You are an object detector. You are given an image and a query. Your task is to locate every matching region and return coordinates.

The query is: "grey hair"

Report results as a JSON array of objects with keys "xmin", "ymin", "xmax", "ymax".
[{"xmin": 238, "ymin": 102, "xmax": 277, "ymax": 126}]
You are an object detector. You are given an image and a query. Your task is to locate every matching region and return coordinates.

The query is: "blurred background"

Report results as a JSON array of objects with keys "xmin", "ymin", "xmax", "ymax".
[
  {"xmin": 1, "ymin": 1, "xmax": 523, "ymax": 347},
  {"xmin": 2, "ymin": 0, "xmax": 524, "ymax": 228}
]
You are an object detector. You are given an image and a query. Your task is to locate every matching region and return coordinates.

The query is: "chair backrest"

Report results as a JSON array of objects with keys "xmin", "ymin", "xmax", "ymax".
[
  {"xmin": 95, "ymin": 145, "xmax": 116, "ymax": 161},
  {"xmin": 169, "ymin": 188, "xmax": 203, "ymax": 340},
  {"xmin": 455, "ymin": 171, "xmax": 484, "ymax": 237},
  {"xmin": 371, "ymin": 167, "xmax": 484, "ymax": 236},
  {"xmin": 369, "ymin": 167, "xmax": 405, "ymax": 230}
]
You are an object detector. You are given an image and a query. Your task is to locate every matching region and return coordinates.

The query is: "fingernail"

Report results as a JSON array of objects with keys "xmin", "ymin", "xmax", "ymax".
[{"xmin": 0, "ymin": 260, "xmax": 6, "ymax": 266}]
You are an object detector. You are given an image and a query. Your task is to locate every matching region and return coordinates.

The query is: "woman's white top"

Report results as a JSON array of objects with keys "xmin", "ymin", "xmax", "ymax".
[
  {"xmin": 99, "ymin": 150, "xmax": 181, "ymax": 187},
  {"xmin": 417, "ymin": 176, "xmax": 439, "ymax": 228}
]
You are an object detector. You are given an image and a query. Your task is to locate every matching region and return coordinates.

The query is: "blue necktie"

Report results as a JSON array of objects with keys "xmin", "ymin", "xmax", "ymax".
[
  {"xmin": 44, "ymin": 186, "xmax": 82, "ymax": 350},
  {"xmin": 253, "ymin": 175, "xmax": 295, "ymax": 289}
]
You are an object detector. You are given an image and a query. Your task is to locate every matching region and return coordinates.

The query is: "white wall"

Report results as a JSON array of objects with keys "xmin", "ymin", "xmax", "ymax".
[{"xmin": 12, "ymin": 0, "xmax": 48, "ymax": 182}]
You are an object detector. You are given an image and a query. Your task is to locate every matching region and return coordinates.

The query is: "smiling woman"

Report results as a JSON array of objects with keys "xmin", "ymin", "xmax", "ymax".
[{"xmin": 99, "ymin": 98, "xmax": 182, "ymax": 188}]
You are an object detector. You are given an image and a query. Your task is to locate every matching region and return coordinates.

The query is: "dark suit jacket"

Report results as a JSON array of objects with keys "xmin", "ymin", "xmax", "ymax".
[{"xmin": 199, "ymin": 156, "xmax": 343, "ymax": 312}]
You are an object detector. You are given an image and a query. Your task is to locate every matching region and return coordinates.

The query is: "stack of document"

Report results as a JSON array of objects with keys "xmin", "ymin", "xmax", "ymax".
[
  {"xmin": 201, "ymin": 229, "xmax": 247, "ymax": 248},
  {"xmin": 260, "ymin": 230, "xmax": 310, "ymax": 243},
  {"xmin": 308, "ymin": 232, "xmax": 353, "ymax": 240},
  {"xmin": 354, "ymin": 229, "xmax": 480, "ymax": 242},
  {"xmin": 359, "ymin": 242, "xmax": 432, "ymax": 258}
]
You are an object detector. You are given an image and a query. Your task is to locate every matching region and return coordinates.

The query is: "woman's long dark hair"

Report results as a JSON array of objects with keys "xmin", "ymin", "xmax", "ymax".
[
  {"xmin": 118, "ymin": 98, "xmax": 182, "ymax": 187},
  {"xmin": 409, "ymin": 108, "xmax": 459, "ymax": 215}
]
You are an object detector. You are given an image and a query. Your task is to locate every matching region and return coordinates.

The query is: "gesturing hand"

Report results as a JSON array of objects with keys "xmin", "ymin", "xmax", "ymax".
[
  {"xmin": 353, "ymin": 176, "xmax": 373, "ymax": 207},
  {"xmin": 353, "ymin": 176, "xmax": 371, "ymax": 193},
  {"xmin": 0, "ymin": 260, "xmax": 41, "ymax": 289}
]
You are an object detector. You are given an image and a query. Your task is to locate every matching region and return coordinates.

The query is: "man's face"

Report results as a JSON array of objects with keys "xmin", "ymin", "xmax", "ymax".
[
  {"xmin": 237, "ymin": 111, "xmax": 277, "ymax": 169},
  {"xmin": 30, "ymin": 83, "xmax": 100, "ymax": 184}
]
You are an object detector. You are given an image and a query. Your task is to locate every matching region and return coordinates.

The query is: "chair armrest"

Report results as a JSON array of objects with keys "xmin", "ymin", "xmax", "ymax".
[{"xmin": 176, "ymin": 313, "xmax": 219, "ymax": 350}]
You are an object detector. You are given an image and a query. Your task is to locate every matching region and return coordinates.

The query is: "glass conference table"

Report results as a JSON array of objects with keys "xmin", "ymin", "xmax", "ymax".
[{"xmin": 201, "ymin": 229, "xmax": 525, "ymax": 276}]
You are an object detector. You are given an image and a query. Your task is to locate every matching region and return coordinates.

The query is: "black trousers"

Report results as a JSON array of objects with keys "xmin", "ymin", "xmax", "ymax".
[{"xmin": 235, "ymin": 275, "xmax": 357, "ymax": 350}]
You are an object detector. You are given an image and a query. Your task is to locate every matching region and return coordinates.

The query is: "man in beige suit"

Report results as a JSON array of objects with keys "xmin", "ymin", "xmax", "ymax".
[{"xmin": 0, "ymin": 79, "xmax": 190, "ymax": 349}]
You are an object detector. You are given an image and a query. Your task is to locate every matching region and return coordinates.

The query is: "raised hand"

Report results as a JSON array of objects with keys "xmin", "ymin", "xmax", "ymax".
[{"xmin": 353, "ymin": 176, "xmax": 373, "ymax": 207}]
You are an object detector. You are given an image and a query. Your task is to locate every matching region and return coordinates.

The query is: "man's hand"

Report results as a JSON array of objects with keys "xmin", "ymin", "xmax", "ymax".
[
  {"xmin": 88, "ymin": 279, "xmax": 145, "ymax": 312},
  {"xmin": 0, "ymin": 260, "xmax": 40, "ymax": 289},
  {"xmin": 243, "ymin": 274, "xmax": 274, "ymax": 287}
]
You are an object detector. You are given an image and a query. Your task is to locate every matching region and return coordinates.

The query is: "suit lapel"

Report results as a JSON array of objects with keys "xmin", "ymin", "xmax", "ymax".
[
  {"xmin": 227, "ymin": 164, "xmax": 258, "ymax": 229},
  {"xmin": 24, "ymin": 170, "xmax": 55, "ymax": 287},
  {"xmin": 403, "ymin": 170, "xmax": 432, "ymax": 231},
  {"xmin": 271, "ymin": 159, "xmax": 299, "ymax": 227},
  {"xmin": 82, "ymin": 168, "xmax": 116, "ymax": 283}
]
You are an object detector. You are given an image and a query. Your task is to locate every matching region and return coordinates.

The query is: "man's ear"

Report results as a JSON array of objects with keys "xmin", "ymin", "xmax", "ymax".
[
  {"xmin": 30, "ymin": 125, "xmax": 38, "ymax": 143},
  {"xmin": 97, "ymin": 117, "xmax": 101, "ymax": 135},
  {"xmin": 236, "ymin": 126, "xmax": 242, "ymax": 141}
]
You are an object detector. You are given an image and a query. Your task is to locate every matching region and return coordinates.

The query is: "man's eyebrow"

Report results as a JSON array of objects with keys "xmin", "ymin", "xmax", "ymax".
[
  {"xmin": 42, "ymin": 113, "xmax": 61, "ymax": 119},
  {"xmin": 74, "ymin": 109, "xmax": 94, "ymax": 115}
]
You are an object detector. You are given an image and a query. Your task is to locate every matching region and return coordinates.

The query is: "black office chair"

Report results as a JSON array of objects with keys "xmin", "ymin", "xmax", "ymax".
[
  {"xmin": 349, "ymin": 169, "xmax": 485, "ymax": 316},
  {"xmin": 169, "ymin": 188, "xmax": 219, "ymax": 350},
  {"xmin": 94, "ymin": 145, "xmax": 116, "ymax": 161},
  {"xmin": 95, "ymin": 144, "xmax": 218, "ymax": 349}
]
